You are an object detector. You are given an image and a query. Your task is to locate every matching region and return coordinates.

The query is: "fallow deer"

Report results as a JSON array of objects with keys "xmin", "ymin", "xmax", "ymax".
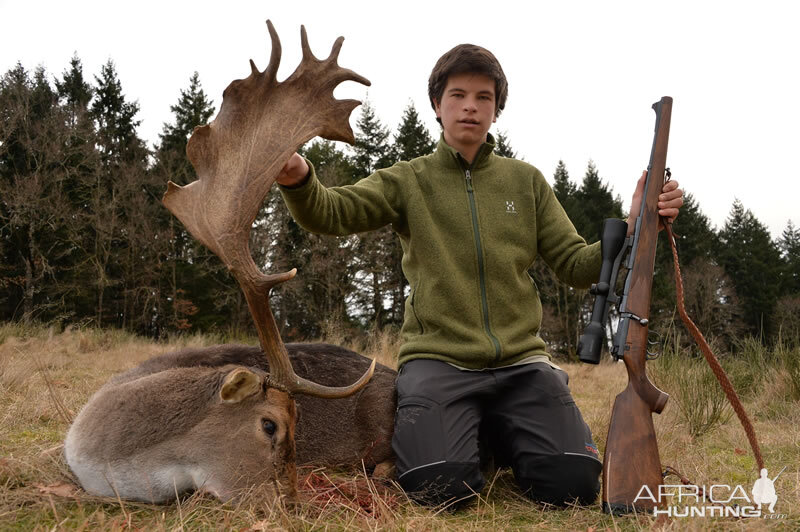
[{"xmin": 64, "ymin": 21, "xmax": 396, "ymax": 503}]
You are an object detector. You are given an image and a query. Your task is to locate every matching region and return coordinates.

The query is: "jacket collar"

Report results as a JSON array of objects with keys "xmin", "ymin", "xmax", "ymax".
[{"xmin": 433, "ymin": 132, "xmax": 496, "ymax": 171}]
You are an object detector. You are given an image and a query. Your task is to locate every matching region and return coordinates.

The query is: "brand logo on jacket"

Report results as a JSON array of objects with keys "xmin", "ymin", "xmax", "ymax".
[
  {"xmin": 505, "ymin": 200, "xmax": 517, "ymax": 214},
  {"xmin": 633, "ymin": 466, "xmax": 787, "ymax": 519}
]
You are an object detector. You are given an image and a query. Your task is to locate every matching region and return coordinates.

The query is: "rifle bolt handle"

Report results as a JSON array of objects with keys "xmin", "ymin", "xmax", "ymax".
[{"xmin": 623, "ymin": 312, "xmax": 649, "ymax": 327}]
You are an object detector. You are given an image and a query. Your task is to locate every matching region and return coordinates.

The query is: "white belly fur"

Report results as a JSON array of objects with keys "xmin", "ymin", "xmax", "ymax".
[{"xmin": 65, "ymin": 429, "xmax": 213, "ymax": 502}]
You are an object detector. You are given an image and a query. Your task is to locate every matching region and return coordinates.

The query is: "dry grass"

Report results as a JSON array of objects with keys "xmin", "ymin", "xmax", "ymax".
[{"xmin": 1, "ymin": 323, "xmax": 797, "ymax": 530}]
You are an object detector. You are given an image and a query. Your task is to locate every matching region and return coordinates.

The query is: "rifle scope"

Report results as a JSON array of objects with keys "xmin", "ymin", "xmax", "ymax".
[{"xmin": 578, "ymin": 218, "xmax": 629, "ymax": 364}]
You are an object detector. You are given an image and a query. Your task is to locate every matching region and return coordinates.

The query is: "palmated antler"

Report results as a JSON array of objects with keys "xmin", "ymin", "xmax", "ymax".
[{"xmin": 163, "ymin": 20, "xmax": 373, "ymax": 397}]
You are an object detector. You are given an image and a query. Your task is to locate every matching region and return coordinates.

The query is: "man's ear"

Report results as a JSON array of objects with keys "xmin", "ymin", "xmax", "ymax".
[{"xmin": 433, "ymin": 99, "xmax": 441, "ymax": 118}]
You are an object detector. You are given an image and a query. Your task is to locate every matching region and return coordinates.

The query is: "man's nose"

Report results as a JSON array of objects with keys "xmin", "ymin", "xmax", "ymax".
[{"xmin": 463, "ymin": 96, "xmax": 477, "ymax": 111}]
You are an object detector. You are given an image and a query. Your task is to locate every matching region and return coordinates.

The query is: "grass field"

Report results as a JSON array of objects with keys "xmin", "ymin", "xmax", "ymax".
[{"xmin": 1, "ymin": 323, "xmax": 797, "ymax": 530}]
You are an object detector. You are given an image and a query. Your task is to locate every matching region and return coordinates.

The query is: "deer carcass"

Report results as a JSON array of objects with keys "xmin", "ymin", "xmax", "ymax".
[
  {"xmin": 64, "ymin": 21, "xmax": 387, "ymax": 503},
  {"xmin": 64, "ymin": 343, "xmax": 397, "ymax": 502}
]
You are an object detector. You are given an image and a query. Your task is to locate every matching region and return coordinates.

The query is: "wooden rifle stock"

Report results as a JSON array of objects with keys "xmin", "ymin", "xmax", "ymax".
[{"xmin": 581, "ymin": 97, "xmax": 673, "ymax": 514}]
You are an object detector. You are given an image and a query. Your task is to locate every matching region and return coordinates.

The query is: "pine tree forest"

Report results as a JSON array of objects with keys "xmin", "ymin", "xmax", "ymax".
[{"xmin": 2, "ymin": 59, "xmax": 798, "ymax": 357}]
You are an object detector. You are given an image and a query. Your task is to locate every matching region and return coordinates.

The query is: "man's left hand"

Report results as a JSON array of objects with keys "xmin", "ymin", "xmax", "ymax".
[{"xmin": 626, "ymin": 170, "xmax": 684, "ymax": 235}]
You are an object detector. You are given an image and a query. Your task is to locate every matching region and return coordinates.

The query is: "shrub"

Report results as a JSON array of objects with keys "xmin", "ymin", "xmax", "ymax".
[{"xmin": 651, "ymin": 331, "xmax": 732, "ymax": 438}]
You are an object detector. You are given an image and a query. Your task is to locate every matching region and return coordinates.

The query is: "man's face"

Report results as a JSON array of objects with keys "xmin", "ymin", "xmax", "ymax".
[{"xmin": 434, "ymin": 72, "xmax": 497, "ymax": 161}]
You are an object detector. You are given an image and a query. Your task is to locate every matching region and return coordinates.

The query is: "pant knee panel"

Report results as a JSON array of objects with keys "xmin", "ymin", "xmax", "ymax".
[
  {"xmin": 398, "ymin": 461, "xmax": 484, "ymax": 506},
  {"xmin": 515, "ymin": 453, "xmax": 601, "ymax": 506}
]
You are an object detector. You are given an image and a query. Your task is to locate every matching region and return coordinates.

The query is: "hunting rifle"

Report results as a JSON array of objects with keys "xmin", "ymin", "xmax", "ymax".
[{"xmin": 577, "ymin": 96, "xmax": 672, "ymax": 514}]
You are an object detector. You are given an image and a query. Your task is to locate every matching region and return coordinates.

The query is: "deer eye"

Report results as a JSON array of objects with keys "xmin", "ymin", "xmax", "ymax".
[{"xmin": 262, "ymin": 418, "xmax": 277, "ymax": 436}]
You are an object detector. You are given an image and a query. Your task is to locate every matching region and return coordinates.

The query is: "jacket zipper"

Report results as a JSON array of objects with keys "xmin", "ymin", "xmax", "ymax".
[{"xmin": 464, "ymin": 168, "xmax": 502, "ymax": 363}]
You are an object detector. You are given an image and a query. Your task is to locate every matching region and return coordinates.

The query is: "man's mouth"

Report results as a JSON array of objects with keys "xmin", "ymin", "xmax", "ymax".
[{"xmin": 459, "ymin": 119, "xmax": 480, "ymax": 125}]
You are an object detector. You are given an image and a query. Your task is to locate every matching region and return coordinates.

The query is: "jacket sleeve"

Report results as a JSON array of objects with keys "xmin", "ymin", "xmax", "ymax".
[
  {"xmin": 533, "ymin": 170, "xmax": 602, "ymax": 289},
  {"xmin": 278, "ymin": 160, "xmax": 404, "ymax": 236}
]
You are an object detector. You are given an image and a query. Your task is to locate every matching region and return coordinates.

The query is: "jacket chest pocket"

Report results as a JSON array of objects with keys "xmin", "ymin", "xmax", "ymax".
[{"xmin": 474, "ymin": 191, "xmax": 536, "ymax": 250}]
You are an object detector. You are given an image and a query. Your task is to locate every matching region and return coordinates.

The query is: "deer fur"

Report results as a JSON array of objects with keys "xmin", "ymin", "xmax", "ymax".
[{"xmin": 65, "ymin": 344, "xmax": 396, "ymax": 502}]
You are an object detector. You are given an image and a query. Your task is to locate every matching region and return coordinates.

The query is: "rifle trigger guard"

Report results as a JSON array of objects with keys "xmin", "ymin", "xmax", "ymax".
[
  {"xmin": 648, "ymin": 331, "xmax": 661, "ymax": 346},
  {"xmin": 646, "ymin": 331, "xmax": 661, "ymax": 360}
]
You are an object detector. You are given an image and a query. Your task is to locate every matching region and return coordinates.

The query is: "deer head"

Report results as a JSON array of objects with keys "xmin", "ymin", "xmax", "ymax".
[
  {"xmin": 163, "ymin": 20, "xmax": 373, "ymax": 396},
  {"xmin": 65, "ymin": 363, "xmax": 300, "ymax": 502}
]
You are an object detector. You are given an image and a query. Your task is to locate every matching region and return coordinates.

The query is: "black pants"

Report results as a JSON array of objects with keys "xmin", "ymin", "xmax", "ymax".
[{"xmin": 392, "ymin": 359, "xmax": 601, "ymax": 506}]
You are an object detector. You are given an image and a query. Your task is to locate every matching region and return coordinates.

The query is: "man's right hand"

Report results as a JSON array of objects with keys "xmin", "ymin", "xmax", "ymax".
[{"xmin": 276, "ymin": 152, "xmax": 309, "ymax": 187}]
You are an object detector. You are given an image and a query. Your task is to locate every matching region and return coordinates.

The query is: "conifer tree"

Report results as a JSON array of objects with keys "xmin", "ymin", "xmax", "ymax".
[
  {"xmin": 775, "ymin": 220, "xmax": 800, "ymax": 341},
  {"xmin": 647, "ymin": 193, "xmax": 744, "ymax": 348},
  {"xmin": 55, "ymin": 55, "xmax": 101, "ymax": 322},
  {"xmin": 716, "ymin": 199, "xmax": 782, "ymax": 339},
  {"xmin": 269, "ymin": 140, "xmax": 358, "ymax": 337},
  {"xmin": 156, "ymin": 72, "xmax": 215, "ymax": 184},
  {"xmin": 56, "ymin": 55, "xmax": 96, "ymax": 164},
  {"xmin": 91, "ymin": 60, "xmax": 145, "ymax": 165},
  {"xmin": 393, "ymin": 102, "xmax": 434, "ymax": 161},
  {"xmin": 152, "ymin": 73, "xmax": 225, "ymax": 332},
  {"xmin": 374, "ymin": 102, "xmax": 436, "ymax": 325},
  {"xmin": 84, "ymin": 60, "xmax": 149, "ymax": 327},
  {"xmin": 574, "ymin": 160, "xmax": 623, "ymax": 243},
  {"xmin": 0, "ymin": 65, "xmax": 74, "ymax": 322},
  {"xmin": 552, "ymin": 160, "xmax": 575, "ymax": 200},
  {"xmin": 534, "ymin": 161, "xmax": 586, "ymax": 358},
  {"xmin": 56, "ymin": 54, "xmax": 93, "ymax": 126},
  {"xmin": 352, "ymin": 99, "xmax": 392, "ymax": 178},
  {"xmin": 351, "ymin": 100, "xmax": 395, "ymax": 327},
  {"xmin": 552, "ymin": 160, "xmax": 584, "ymax": 229},
  {"xmin": 665, "ymin": 193, "xmax": 716, "ymax": 266},
  {"xmin": 535, "ymin": 160, "xmax": 580, "ymax": 356},
  {"xmin": 779, "ymin": 220, "xmax": 800, "ymax": 295},
  {"xmin": 494, "ymin": 130, "xmax": 517, "ymax": 158},
  {"xmin": 539, "ymin": 160, "xmax": 621, "ymax": 357},
  {"xmin": 650, "ymin": 191, "xmax": 716, "ymax": 312}
]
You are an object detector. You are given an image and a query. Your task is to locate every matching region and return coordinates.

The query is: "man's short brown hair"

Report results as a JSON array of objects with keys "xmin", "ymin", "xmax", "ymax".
[{"xmin": 428, "ymin": 44, "xmax": 508, "ymax": 123}]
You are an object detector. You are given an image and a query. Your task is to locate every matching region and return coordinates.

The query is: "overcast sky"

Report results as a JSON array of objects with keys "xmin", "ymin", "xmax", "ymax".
[{"xmin": 2, "ymin": 0, "xmax": 797, "ymax": 239}]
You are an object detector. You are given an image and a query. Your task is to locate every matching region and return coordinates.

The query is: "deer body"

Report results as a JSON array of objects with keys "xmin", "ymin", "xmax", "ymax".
[{"xmin": 65, "ymin": 344, "xmax": 395, "ymax": 502}]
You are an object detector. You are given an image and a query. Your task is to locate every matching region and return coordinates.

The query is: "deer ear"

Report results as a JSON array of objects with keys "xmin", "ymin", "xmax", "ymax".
[{"xmin": 220, "ymin": 368, "xmax": 263, "ymax": 403}]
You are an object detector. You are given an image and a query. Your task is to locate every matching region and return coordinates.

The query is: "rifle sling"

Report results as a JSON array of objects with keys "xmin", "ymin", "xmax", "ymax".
[{"xmin": 664, "ymin": 221, "xmax": 765, "ymax": 471}]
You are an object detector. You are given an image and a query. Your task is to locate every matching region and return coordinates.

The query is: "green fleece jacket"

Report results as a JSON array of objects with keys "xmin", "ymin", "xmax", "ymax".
[{"xmin": 280, "ymin": 135, "xmax": 602, "ymax": 369}]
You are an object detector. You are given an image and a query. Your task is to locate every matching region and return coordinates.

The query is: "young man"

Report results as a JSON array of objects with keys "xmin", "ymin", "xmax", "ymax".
[{"xmin": 277, "ymin": 44, "xmax": 683, "ymax": 506}]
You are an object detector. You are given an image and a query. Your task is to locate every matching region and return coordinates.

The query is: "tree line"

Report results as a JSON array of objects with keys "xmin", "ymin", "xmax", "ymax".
[{"xmin": 1, "ymin": 58, "xmax": 798, "ymax": 356}]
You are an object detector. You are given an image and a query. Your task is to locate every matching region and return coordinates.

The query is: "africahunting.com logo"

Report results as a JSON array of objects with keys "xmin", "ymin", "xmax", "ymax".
[{"xmin": 634, "ymin": 467, "xmax": 787, "ymax": 519}]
